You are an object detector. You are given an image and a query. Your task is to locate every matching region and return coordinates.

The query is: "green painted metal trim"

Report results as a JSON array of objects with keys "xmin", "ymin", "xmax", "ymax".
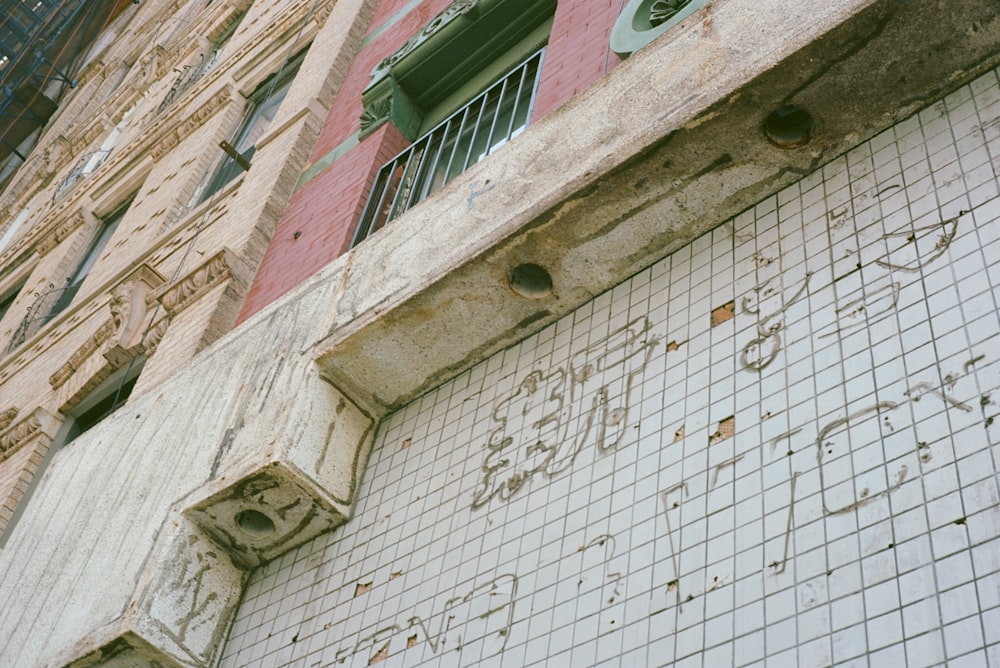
[
  {"xmin": 295, "ymin": 133, "xmax": 359, "ymax": 191},
  {"xmin": 610, "ymin": 0, "xmax": 710, "ymax": 57},
  {"xmin": 359, "ymin": 0, "xmax": 556, "ymax": 141}
]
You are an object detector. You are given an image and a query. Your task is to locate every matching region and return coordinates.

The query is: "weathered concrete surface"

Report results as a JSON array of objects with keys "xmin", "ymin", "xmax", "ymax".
[
  {"xmin": 0, "ymin": 0, "xmax": 998, "ymax": 665},
  {"xmin": 313, "ymin": 0, "xmax": 1000, "ymax": 412}
]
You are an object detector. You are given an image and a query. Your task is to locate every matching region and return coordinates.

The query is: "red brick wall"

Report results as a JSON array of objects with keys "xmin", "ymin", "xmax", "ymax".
[
  {"xmin": 239, "ymin": 123, "xmax": 409, "ymax": 313},
  {"xmin": 532, "ymin": 0, "xmax": 624, "ymax": 119},
  {"xmin": 238, "ymin": 0, "xmax": 622, "ymax": 322}
]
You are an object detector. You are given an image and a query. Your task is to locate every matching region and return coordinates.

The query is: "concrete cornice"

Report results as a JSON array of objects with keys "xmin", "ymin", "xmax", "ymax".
[{"xmin": 310, "ymin": 0, "xmax": 1000, "ymax": 412}]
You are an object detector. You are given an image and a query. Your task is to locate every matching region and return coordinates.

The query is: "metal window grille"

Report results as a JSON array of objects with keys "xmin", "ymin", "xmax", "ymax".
[{"xmin": 352, "ymin": 47, "xmax": 545, "ymax": 247}]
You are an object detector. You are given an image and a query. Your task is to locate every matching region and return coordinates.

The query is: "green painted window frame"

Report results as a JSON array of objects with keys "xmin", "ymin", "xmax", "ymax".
[{"xmin": 359, "ymin": 0, "xmax": 557, "ymax": 141}]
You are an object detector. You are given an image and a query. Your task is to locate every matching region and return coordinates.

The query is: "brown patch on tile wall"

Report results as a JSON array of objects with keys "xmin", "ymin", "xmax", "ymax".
[
  {"xmin": 709, "ymin": 416, "xmax": 735, "ymax": 444},
  {"xmin": 673, "ymin": 425, "xmax": 685, "ymax": 443},
  {"xmin": 667, "ymin": 340, "xmax": 682, "ymax": 352},
  {"xmin": 711, "ymin": 301, "xmax": 735, "ymax": 327},
  {"xmin": 400, "ymin": 438, "xmax": 411, "ymax": 449},
  {"xmin": 390, "ymin": 571, "xmax": 403, "ymax": 580},
  {"xmin": 407, "ymin": 635, "xmax": 418, "ymax": 648},
  {"xmin": 355, "ymin": 581, "xmax": 372, "ymax": 597},
  {"xmin": 369, "ymin": 640, "xmax": 390, "ymax": 665}
]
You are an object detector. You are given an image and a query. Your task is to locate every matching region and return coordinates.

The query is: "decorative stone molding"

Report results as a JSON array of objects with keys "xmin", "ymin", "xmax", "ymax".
[
  {"xmin": 41, "ymin": 135, "xmax": 74, "ymax": 178},
  {"xmin": 371, "ymin": 0, "xmax": 479, "ymax": 84},
  {"xmin": 360, "ymin": 0, "xmax": 479, "ymax": 139},
  {"xmin": 150, "ymin": 85, "xmax": 235, "ymax": 162},
  {"xmin": 0, "ymin": 408, "xmax": 58, "ymax": 462},
  {"xmin": 142, "ymin": 316, "xmax": 171, "ymax": 358},
  {"xmin": 609, "ymin": 0, "xmax": 708, "ymax": 57},
  {"xmin": 49, "ymin": 265, "xmax": 167, "ymax": 392},
  {"xmin": 0, "ymin": 408, "xmax": 59, "ymax": 532},
  {"xmin": 229, "ymin": 0, "xmax": 332, "ymax": 84},
  {"xmin": 35, "ymin": 208, "xmax": 93, "ymax": 257},
  {"xmin": 48, "ymin": 320, "xmax": 116, "ymax": 390},
  {"xmin": 70, "ymin": 121, "xmax": 110, "ymax": 159},
  {"xmin": 0, "ymin": 407, "xmax": 17, "ymax": 432},
  {"xmin": 155, "ymin": 247, "xmax": 251, "ymax": 318},
  {"xmin": 358, "ymin": 96, "xmax": 392, "ymax": 138}
]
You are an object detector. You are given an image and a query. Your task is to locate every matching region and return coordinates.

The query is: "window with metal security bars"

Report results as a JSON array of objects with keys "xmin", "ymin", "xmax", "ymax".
[{"xmin": 352, "ymin": 48, "xmax": 544, "ymax": 247}]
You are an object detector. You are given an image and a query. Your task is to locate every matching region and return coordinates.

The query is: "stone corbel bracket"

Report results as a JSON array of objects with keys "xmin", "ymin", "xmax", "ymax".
[
  {"xmin": 60, "ymin": 514, "xmax": 247, "ymax": 668},
  {"xmin": 55, "ymin": 375, "xmax": 375, "ymax": 666},
  {"xmin": 155, "ymin": 247, "xmax": 252, "ymax": 319},
  {"xmin": 50, "ymin": 265, "xmax": 167, "ymax": 406},
  {"xmin": 182, "ymin": 375, "xmax": 376, "ymax": 568},
  {"xmin": 107, "ymin": 264, "xmax": 169, "ymax": 351},
  {"xmin": 0, "ymin": 408, "xmax": 59, "ymax": 532}
]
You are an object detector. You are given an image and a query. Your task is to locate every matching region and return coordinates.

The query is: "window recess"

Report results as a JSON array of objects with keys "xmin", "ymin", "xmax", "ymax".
[
  {"xmin": 0, "ymin": 278, "xmax": 27, "ymax": 325},
  {"xmin": 45, "ymin": 202, "xmax": 127, "ymax": 321},
  {"xmin": 352, "ymin": 48, "xmax": 544, "ymax": 246},
  {"xmin": 195, "ymin": 48, "xmax": 306, "ymax": 204},
  {"xmin": 352, "ymin": 0, "xmax": 555, "ymax": 246}
]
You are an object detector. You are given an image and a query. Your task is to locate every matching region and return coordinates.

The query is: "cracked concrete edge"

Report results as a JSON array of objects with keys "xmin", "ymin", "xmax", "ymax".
[{"xmin": 52, "ymin": 511, "xmax": 248, "ymax": 668}]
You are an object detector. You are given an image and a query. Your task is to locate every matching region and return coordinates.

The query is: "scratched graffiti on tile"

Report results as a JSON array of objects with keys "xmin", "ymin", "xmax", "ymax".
[
  {"xmin": 875, "ymin": 215, "xmax": 960, "ymax": 273},
  {"xmin": 739, "ymin": 272, "xmax": 812, "ymax": 371},
  {"xmin": 472, "ymin": 318, "xmax": 658, "ymax": 509},
  {"xmin": 648, "ymin": 437, "xmax": 743, "ymax": 617},
  {"xmin": 572, "ymin": 534, "xmax": 626, "ymax": 635},
  {"xmin": 762, "ymin": 353, "xmax": 991, "ymax": 571},
  {"xmin": 738, "ymin": 214, "xmax": 961, "ymax": 372},
  {"xmin": 333, "ymin": 574, "xmax": 517, "ymax": 666}
]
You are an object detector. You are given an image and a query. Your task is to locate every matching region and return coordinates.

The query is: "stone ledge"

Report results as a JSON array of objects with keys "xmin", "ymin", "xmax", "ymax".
[{"xmin": 312, "ymin": 0, "xmax": 1000, "ymax": 413}]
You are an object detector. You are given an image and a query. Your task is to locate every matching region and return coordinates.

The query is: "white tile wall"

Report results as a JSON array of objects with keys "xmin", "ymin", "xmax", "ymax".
[{"xmin": 221, "ymin": 66, "xmax": 1000, "ymax": 667}]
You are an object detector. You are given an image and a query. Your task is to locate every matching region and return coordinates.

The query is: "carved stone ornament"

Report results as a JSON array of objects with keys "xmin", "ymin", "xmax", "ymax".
[
  {"xmin": 358, "ymin": 97, "xmax": 392, "ymax": 137},
  {"xmin": 609, "ymin": 0, "xmax": 708, "ymax": 57},
  {"xmin": 359, "ymin": 0, "xmax": 482, "ymax": 140},
  {"xmin": 35, "ymin": 208, "xmax": 91, "ymax": 257},
  {"xmin": 49, "ymin": 264, "xmax": 167, "ymax": 390},
  {"xmin": 369, "ymin": 0, "xmax": 480, "ymax": 84},
  {"xmin": 0, "ymin": 407, "xmax": 17, "ymax": 432},
  {"xmin": 150, "ymin": 85, "xmax": 235, "ymax": 162},
  {"xmin": 155, "ymin": 247, "xmax": 250, "ymax": 317},
  {"xmin": 0, "ymin": 408, "xmax": 58, "ymax": 462},
  {"xmin": 59, "ymin": 517, "xmax": 247, "ymax": 668}
]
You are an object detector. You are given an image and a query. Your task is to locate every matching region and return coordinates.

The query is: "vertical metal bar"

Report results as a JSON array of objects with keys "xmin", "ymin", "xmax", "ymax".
[
  {"xmin": 440, "ymin": 105, "xmax": 472, "ymax": 188},
  {"xmin": 461, "ymin": 93, "xmax": 489, "ymax": 172},
  {"xmin": 483, "ymin": 77, "xmax": 510, "ymax": 157},
  {"xmin": 417, "ymin": 118, "xmax": 452, "ymax": 202},
  {"xmin": 353, "ymin": 47, "xmax": 547, "ymax": 247},
  {"xmin": 385, "ymin": 144, "xmax": 418, "ymax": 219},
  {"xmin": 353, "ymin": 160, "xmax": 396, "ymax": 246},
  {"xmin": 403, "ymin": 133, "xmax": 436, "ymax": 211},
  {"xmin": 523, "ymin": 49, "xmax": 545, "ymax": 129},
  {"xmin": 503, "ymin": 59, "xmax": 531, "ymax": 141}
]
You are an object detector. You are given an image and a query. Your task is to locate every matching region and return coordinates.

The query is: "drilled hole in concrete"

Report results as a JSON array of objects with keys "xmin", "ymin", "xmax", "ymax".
[
  {"xmin": 509, "ymin": 263, "xmax": 553, "ymax": 299},
  {"xmin": 764, "ymin": 106, "xmax": 814, "ymax": 148},
  {"xmin": 235, "ymin": 509, "xmax": 276, "ymax": 535}
]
